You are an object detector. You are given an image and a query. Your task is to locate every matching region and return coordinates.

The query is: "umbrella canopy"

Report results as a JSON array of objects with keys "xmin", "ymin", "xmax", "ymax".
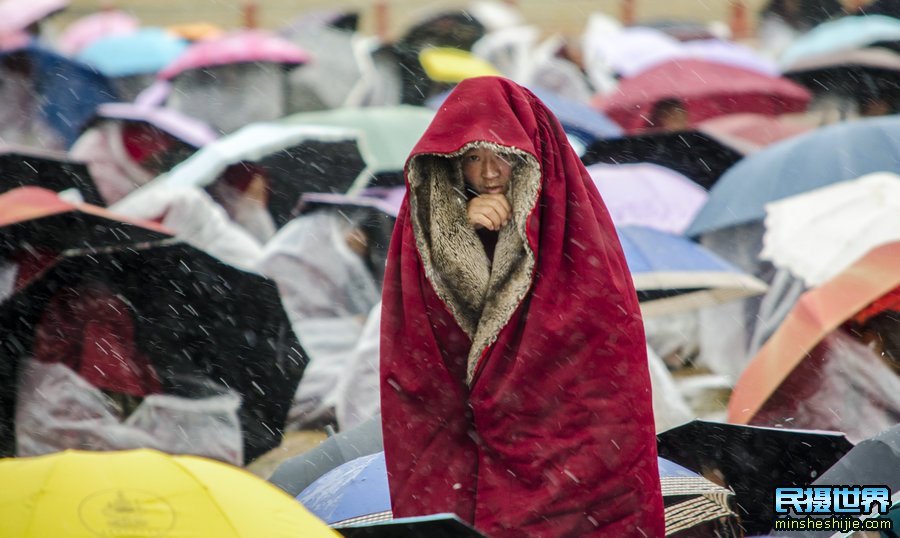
[
  {"xmin": 0, "ymin": 186, "xmax": 168, "ymax": 255},
  {"xmin": 657, "ymin": 419, "xmax": 854, "ymax": 536},
  {"xmin": 586, "ymin": 162, "xmax": 708, "ymax": 235},
  {"xmin": 0, "ymin": 240, "xmax": 308, "ymax": 463},
  {"xmin": 695, "ymin": 113, "xmax": 811, "ymax": 154},
  {"xmin": 282, "ymin": 106, "xmax": 434, "ymax": 186},
  {"xmin": 338, "ymin": 514, "xmax": 486, "ymax": 537},
  {"xmin": 282, "ymin": 20, "xmax": 361, "ymax": 111},
  {"xmin": 158, "ymin": 29, "xmax": 310, "ymax": 80},
  {"xmin": 0, "ymin": 43, "xmax": 118, "ymax": 148},
  {"xmin": 297, "ymin": 451, "xmax": 392, "ymax": 527},
  {"xmin": 758, "ymin": 0, "xmax": 845, "ymax": 31},
  {"xmin": 685, "ymin": 115, "xmax": 900, "ymax": 237},
  {"xmin": 728, "ymin": 240, "xmax": 900, "ymax": 426},
  {"xmin": 418, "ymin": 47, "xmax": 500, "ymax": 83},
  {"xmin": 657, "ymin": 457, "xmax": 740, "ymax": 536},
  {"xmin": 761, "ymin": 172, "xmax": 900, "ymax": 286},
  {"xmin": 597, "ymin": 30, "xmax": 777, "ymax": 79},
  {"xmin": 166, "ymin": 21, "xmax": 225, "ymax": 42},
  {"xmin": 0, "ymin": 145, "xmax": 104, "ymax": 205},
  {"xmin": 581, "ymin": 129, "xmax": 744, "ymax": 190},
  {"xmin": 56, "ymin": 9, "xmax": 140, "ymax": 56},
  {"xmin": 0, "ymin": 0, "xmax": 67, "ymax": 36},
  {"xmin": 269, "ymin": 413, "xmax": 383, "ymax": 497},
  {"xmin": 0, "ymin": 448, "xmax": 339, "ymax": 537},
  {"xmin": 78, "ymin": 27, "xmax": 189, "ymax": 78},
  {"xmin": 0, "ymin": 191, "xmax": 308, "ymax": 461},
  {"xmin": 298, "ymin": 448, "xmax": 738, "ymax": 536},
  {"xmin": 617, "ymin": 225, "xmax": 768, "ymax": 317},
  {"xmin": 782, "ymin": 46, "xmax": 900, "ymax": 101},
  {"xmin": 94, "ymin": 102, "xmax": 218, "ymax": 149},
  {"xmin": 595, "ymin": 59, "xmax": 811, "ymax": 133},
  {"xmin": 779, "ymin": 14, "xmax": 900, "ymax": 69},
  {"xmin": 155, "ymin": 122, "xmax": 370, "ymax": 228}
]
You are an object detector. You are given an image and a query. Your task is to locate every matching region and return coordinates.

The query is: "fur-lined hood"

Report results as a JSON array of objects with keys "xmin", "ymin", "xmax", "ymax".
[{"xmin": 406, "ymin": 140, "xmax": 540, "ymax": 383}]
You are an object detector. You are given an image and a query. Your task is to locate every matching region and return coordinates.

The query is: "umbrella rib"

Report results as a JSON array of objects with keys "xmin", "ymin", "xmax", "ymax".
[
  {"xmin": 168, "ymin": 457, "xmax": 243, "ymax": 537},
  {"xmin": 24, "ymin": 453, "xmax": 67, "ymax": 537}
]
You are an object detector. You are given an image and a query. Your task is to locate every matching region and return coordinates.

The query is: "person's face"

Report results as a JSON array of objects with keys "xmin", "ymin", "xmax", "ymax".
[{"xmin": 461, "ymin": 147, "xmax": 512, "ymax": 195}]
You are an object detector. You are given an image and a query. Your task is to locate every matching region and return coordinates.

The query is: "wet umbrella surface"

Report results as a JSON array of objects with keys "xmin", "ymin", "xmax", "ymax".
[{"xmin": 0, "ymin": 240, "xmax": 308, "ymax": 463}]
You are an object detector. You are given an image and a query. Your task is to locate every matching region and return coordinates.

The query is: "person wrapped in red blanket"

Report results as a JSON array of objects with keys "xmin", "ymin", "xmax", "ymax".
[{"xmin": 380, "ymin": 76, "xmax": 664, "ymax": 537}]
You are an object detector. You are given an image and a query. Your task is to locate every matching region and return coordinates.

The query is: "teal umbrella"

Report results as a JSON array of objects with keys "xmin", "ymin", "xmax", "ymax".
[
  {"xmin": 77, "ymin": 28, "xmax": 189, "ymax": 78},
  {"xmin": 282, "ymin": 106, "xmax": 434, "ymax": 186}
]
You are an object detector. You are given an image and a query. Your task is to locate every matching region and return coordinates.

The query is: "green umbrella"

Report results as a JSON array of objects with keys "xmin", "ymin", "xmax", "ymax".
[{"xmin": 282, "ymin": 106, "xmax": 435, "ymax": 186}]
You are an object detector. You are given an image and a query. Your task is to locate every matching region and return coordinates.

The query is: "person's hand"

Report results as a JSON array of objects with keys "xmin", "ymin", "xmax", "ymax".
[{"xmin": 467, "ymin": 194, "xmax": 511, "ymax": 231}]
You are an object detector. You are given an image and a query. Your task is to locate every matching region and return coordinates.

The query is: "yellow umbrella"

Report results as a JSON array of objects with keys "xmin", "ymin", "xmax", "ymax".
[
  {"xmin": 0, "ymin": 449, "xmax": 340, "ymax": 537},
  {"xmin": 418, "ymin": 47, "xmax": 500, "ymax": 83}
]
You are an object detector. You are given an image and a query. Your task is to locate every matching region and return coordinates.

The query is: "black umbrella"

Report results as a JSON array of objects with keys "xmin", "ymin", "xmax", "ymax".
[
  {"xmin": 581, "ymin": 131, "xmax": 743, "ymax": 190},
  {"xmin": 761, "ymin": 423, "xmax": 900, "ymax": 536},
  {"xmin": 760, "ymin": 0, "xmax": 846, "ymax": 31},
  {"xmin": 784, "ymin": 47, "xmax": 900, "ymax": 113},
  {"xmin": 0, "ymin": 145, "xmax": 104, "ymax": 206},
  {"xmin": 863, "ymin": 0, "xmax": 900, "ymax": 19},
  {"xmin": 657, "ymin": 419, "xmax": 854, "ymax": 536},
  {"xmin": 0, "ymin": 240, "xmax": 308, "ymax": 463}
]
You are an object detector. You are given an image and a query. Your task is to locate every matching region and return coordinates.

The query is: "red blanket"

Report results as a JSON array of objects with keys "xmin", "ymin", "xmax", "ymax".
[{"xmin": 381, "ymin": 76, "xmax": 664, "ymax": 537}]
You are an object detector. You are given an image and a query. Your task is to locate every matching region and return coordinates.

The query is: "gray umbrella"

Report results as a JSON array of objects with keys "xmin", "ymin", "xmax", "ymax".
[{"xmin": 268, "ymin": 413, "xmax": 383, "ymax": 496}]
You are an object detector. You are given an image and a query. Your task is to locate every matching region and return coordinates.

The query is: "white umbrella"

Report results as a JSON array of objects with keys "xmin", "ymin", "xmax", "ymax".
[{"xmin": 761, "ymin": 172, "xmax": 900, "ymax": 286}]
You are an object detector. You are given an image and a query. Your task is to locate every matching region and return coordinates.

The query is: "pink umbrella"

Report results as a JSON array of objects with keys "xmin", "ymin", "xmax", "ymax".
[
  {"xmin": 586, "ymin": 162, "xmax": 708, "ymax": 235},
  {"xmin": 594, "ymin": 59, "xmax": 812, "ymax": 133},
  {"xmin": 56, "ymin": 9, "xmax": 139, "ymax": 56},
  {"xmin": 697, "ymin": 113, "xmax": 812, "ymax": 154},
  {"xmin": 158, "ymin": 29, "xmax": 311, "ymax": 80},
  {"xmin": 0, "ymin": 0, "xmax": 68, "ymax": 36}
]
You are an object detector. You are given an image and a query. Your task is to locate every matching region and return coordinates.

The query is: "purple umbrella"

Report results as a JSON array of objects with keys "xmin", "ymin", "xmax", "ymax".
[
  {"xmin": 95, "ymin": 102, "xmax": 217, "ymax": 148},
  {"xmin": 587, "ymin": 162, "xmax": 709, "ymax": 235}
]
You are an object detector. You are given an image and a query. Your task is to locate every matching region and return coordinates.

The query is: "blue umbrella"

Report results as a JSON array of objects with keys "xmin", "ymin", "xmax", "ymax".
[
  {"xmin": 426, "ymin": 86, "xmax": 622, "ymax": 147},
  {"xmin": 617, "ymin": 225, "xmax": 767, "ymax": 315},
  {"xmin": 0, "ymin": 43, "xmax": 118, "ymax": 148},
  {"xmin": 686, "ymin": 115, "xmax": 900, "ymax": 237},
  {"xmin": 77, "ymin": 28, "xmax": 189, "ymax": 78},
  {"xmin": 296, "ymin": 451, "xmax": 391, "ymax": 527},
  {"xmin": 780, "ymin": 15, "xmax": 900, "ymax": 69},
  {"xmin": 296, "ymin": 449, "xmax": 739, "ymax": 534}
]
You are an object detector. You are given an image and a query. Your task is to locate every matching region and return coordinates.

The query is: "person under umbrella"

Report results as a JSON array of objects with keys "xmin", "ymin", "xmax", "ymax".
[
  {"xmin": 158, "ymin": 30, "xmax": 310, "ymax": 135},
  {"xmin": 380, "ymin": 76, "xmax": 663, "ymax": 536},
  {"xmin": 69, "ymin": 103, "xmax": 216, "ymax": 205},
  {"xmin": 0, "ymin": 188, "xmax": 309, "ymax": 463}
]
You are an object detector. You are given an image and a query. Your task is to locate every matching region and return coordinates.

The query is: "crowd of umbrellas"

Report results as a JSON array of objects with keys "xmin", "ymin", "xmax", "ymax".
[{"xmin": 3, "ymin": 0, "xmax": 900, "ymax": 536}]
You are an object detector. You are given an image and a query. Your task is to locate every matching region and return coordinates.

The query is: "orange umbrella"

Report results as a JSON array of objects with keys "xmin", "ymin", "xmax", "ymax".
[
  {"xmin": 0, "ymin": 186, "xmax": 172, "ymax": 291},
  {"xmin": 728, "ymin": 240, "xmax": 900, "ymax": 424},
  {"xmin": 0, "ymin": 186, "xmax": 171, "ymax": 245}
]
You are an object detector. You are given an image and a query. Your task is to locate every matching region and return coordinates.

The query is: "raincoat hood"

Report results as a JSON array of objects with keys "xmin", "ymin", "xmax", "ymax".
[{"xmin": 381, "ymin": 76, "xmax": 663, "ymax": 536}]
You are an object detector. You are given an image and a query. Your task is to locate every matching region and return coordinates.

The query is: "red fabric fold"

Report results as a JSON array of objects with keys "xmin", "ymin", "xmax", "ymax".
[{"xmin": 380, "ymin": 76, "xmax": 663, "ymax": 537}]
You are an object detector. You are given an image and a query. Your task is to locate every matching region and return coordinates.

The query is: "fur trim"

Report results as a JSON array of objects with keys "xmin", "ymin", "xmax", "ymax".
[{"xmin": 407, "ymin": 141, "xmax": 540, "ymax": 384}]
